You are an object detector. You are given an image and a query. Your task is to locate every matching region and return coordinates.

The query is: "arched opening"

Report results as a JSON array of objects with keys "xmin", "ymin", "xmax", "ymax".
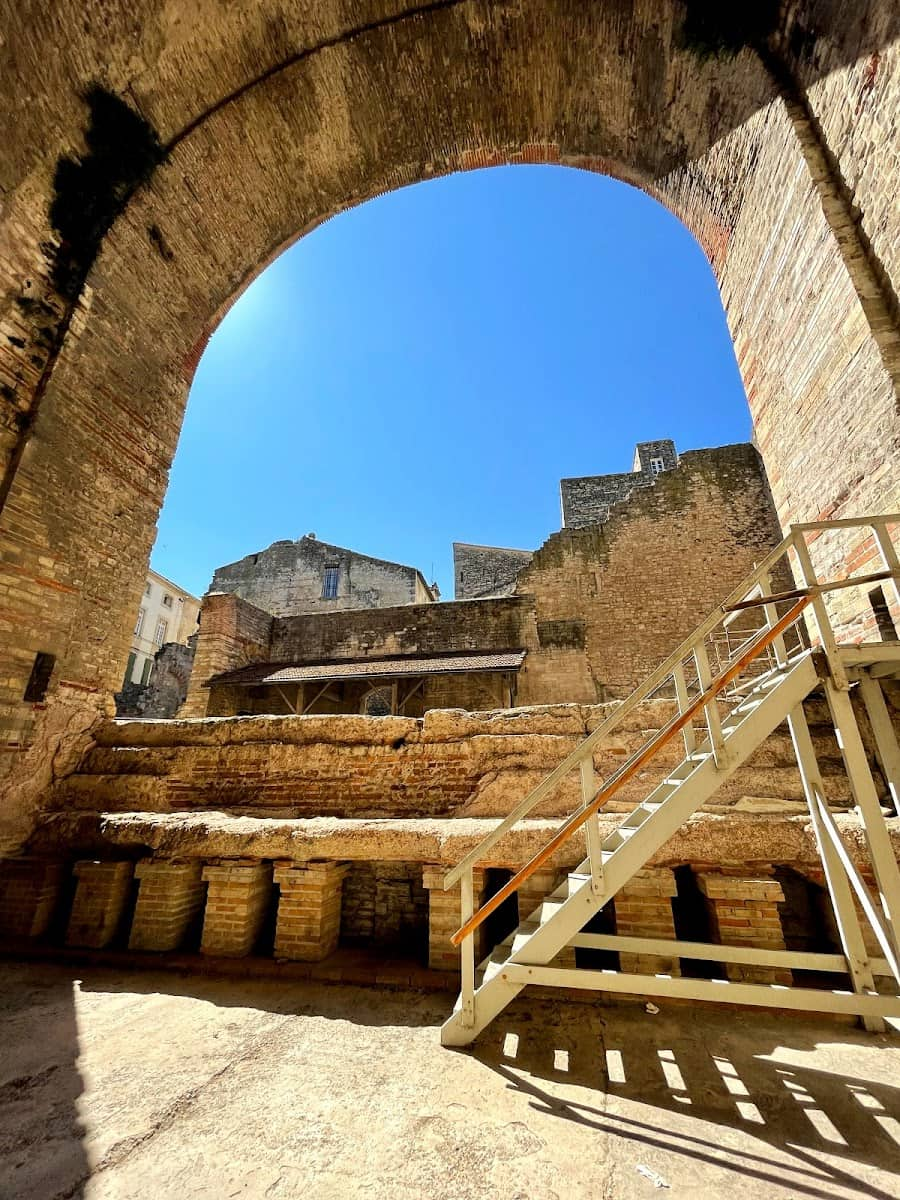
[{"xmin": 143, "ymin": 164, "xmax": 774, "ymax": 724}]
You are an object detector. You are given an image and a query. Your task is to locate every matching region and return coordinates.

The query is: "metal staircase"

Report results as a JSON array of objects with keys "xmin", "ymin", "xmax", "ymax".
[{"xmin": 440, "ymin": 517, "xmax": 900, "ymax": 1046}]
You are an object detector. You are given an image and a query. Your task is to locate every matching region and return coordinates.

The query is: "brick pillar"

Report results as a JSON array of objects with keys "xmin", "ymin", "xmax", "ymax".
[
  {"xmin": 0, "ymin": 858, "xmax": 65, "ymax": 938},
  {"xmin": 200, "ymin": 861, "xmax": 272, "ymax": 957},
  {"xmin": 273, "ymin": 861, "xmax": 349, "ymax": 961},
  {"xmin": 422, "ymin": 866, "xmax": 486, "ymax": 973},
  {"xmin": 66, "ymin": 861, "xmax": 134, "ymax": 948},
  {"xmin": 128, "ymin": 859, "xmax": 206, "ymax": 952},
  {"xmin": 614, "ymin": 868, "xmax": 681, "ymax": 976},
  {"xmin": 697, "ymin": 872, "xmax": 790, "ymax": 985},
  {"xmin": 517, "ymin": 867, "xmax": 576, "ymax": 968},
  {"xmin": 806, "ymin": 865, "xmax": 882, "ymax": 959}
]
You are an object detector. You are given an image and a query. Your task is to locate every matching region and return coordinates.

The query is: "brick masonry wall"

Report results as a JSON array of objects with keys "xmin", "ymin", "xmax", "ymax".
[
  {"xmin": 200, "ymin": 861, "xmax": 272, "ymax": 957},
  {"xmin": 0, "ymin": 2, "xmax": 897, "ymax": 856},
  {"xmin": 339, "ymin": 861, "xmax": 428, "ymax": 954},
  {"xmin": 181, "ymin": 593, "xmax": 273, "ymax": 717},
  {"xmin": 66, "ymin": 860, "xmax": 133, "ymax": 949},
  {"xmin": 128, "ymin": 858, "xmax": 206, "ymax": 952}
]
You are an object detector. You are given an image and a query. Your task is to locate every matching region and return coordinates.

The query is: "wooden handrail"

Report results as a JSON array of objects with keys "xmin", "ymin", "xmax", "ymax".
[{"xmin": 450, "ymin": 596, "xmax": 811, "ymax": 948}]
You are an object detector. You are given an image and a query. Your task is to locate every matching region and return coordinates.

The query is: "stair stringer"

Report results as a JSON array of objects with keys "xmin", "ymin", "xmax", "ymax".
[{"xmin": 440, "ymin": 652, "xmax": 821, "ymax": 1047}]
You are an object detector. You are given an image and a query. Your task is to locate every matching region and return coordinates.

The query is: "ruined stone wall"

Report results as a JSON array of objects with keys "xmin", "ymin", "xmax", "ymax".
[
  {"xmin": 116, "ymin": 640, "xmax": 196, "ymax": 719},
  {"xmin": 268, "ymin": 595, "xmax": 534, "ymax": 664},
  {"xmin": 561, "ymin": 439, "xmax": 679, "ymax": 529},
  {"xmin": 181, "ymin": 594, "xmax": 273, "ymax": 718},
  {"xmin": 41, "ymin": 688, "xmax": 897, "ymax": 842},
  {"xmin": 517, "ymin": 445, "xmax": 785, "ymax": 698},
  {"xmin": 453, "ymin": 544, "xmax": 534, "ymax": 600},
  {"xmin": 211, "ymin": 535, "xmax": 431, "ymax": 618}
]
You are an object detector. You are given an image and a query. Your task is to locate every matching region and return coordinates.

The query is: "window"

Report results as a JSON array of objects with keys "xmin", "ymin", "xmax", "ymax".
[
  {"xmin": 23, "ymin": 652, "xmax": 55, "ymax": 703},
  {"xmin": 141, "ymin": 657, "xmax": 153, "ymax": 684},
  {"xmin": 362, "ymin": 687, "xmax": 392, "ymax": 716},
  {"xmin": 125, "ymin": 652, "xmax": 137, "ymax": 684},
  {"xmin": 135, "ymin": 607, "xmax": 146, "ymax": 636},
  {"xmin": 322, "ymin": 565, "xmax": 339, "ymax": 599},
  {"xmin": 162, "ymin": 593, "xmax": 173, "ymax": 608},
  {"xmin": 154, "ymin": 618, "xmax": 168, "ymax": 647},
  {"xmin": 145, "ymin": 582, "xmax": 152, "ymax": 596},
  {"xmin": 649, "ymin": 456, "xmax": 665, "ymax": 476}
]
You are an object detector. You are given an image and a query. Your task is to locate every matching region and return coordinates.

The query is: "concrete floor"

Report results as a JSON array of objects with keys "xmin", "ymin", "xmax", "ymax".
[{"xmin": 1, "ymin": 962, "xmax": 899, "ymax": 1200}]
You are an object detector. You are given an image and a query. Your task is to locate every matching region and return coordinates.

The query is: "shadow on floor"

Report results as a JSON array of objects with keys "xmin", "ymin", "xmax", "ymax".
[
  {"xmin": 0, "ymin": 966, "xmax": 88, "ymax": 1200},
  {"xmin": 472, "ymin": 1002, "xmax": 900, "ymax": 1200}
]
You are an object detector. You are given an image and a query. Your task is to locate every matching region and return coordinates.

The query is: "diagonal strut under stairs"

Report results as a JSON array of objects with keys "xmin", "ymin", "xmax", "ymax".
[{"xmin": 440, "ymin": 516, "xmax": 900, "ymax": 1046}]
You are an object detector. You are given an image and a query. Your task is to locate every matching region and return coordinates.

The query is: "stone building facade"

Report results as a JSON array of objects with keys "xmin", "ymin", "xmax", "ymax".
[
  {"xmin": 453, "ymin": 543, "xmax": 534, "ymax": 599},
  {"xmin": 211, "ymin": 535, "xmax": 436, "ymax": 617}
]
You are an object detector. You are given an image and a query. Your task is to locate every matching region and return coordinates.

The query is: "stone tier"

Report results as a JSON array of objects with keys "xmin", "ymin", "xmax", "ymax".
[{"xmin": 49, "ymin": 698, "xmax": 873, "ymax": 821}]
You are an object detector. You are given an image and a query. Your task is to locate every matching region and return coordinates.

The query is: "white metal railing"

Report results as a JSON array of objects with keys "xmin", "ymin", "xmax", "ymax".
[{"xmin": 442, "ymin": 515, "xmax": 900, "ymax": 1017}]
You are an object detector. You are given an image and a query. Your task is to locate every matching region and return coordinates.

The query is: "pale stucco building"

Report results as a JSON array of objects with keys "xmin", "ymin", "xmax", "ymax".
[{"xmin": 125, "ymin": 569, "xmax": 200, "ymax": 687}]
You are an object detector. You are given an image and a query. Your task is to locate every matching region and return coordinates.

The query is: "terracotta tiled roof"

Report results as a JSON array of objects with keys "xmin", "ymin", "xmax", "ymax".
[{"xmin": 209, "ymin": 650, "xmax": 526, "ymax": 687}]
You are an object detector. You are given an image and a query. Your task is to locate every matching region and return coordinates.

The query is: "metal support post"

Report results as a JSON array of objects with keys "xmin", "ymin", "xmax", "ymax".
[
  {"xmin": 760, "ymin": 571, "xmax": 788, "ymax": 667},
  {"xmin": 825, "ymin": 679, "xmax": 900, "ymax": 957},
  {"xmin": 872, "ymin": 520, "xmax": 900, "ymax": 615},
  {"xmin": 858, "ymin": 671, "xmax": 900, "ymax": 815},
  {"xmin": 672, "ymin": 662, "xmax": 697, "ymax": 757},
  {"xmin": 693, "ymin": 642, "xmax": 728, "ymax": 767},
  {"xmin": 460, "ymin": 869, "xmax": 475, "ymax": 1027},
  {"xmin": 787, "ymin": 704, "xmax": 883, "ymax": 1032},
  {"xmin": 580, "ymin": 755, "xmax": 604, "ymax": 895},
  {"xmin": 792, "ymin": 534, "xmax": 849, "ymax": 689}
]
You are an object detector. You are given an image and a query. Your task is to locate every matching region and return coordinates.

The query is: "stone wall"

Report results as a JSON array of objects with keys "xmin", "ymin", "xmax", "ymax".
[
  {"xmin": 116, "ymin": 639, "xmax": 196, "ymax": 718},
  {"xmin": 48, "ymin": 692, "xmax": 888, "ymax": 826},
  {"xmin": 211, "ymin": 535, "xmax": 433, "ymax": 618},
  {"xmin": 340, "ymin": 861, "xmax": 428, "ymax": 955},
  {"xmin": 561, "ymin": 439, "xmax": 679, "ymax": 528},
  {"xmin": 184, "ymin": 443, "xmax": 784, "ymax": 713},
  {"xmin": 518, "ymin": 444, "xmax": 786, "ymax": 697},
  {"xmin": 453, "ymin": 543, "xmax": 534, "ymax": 600}
]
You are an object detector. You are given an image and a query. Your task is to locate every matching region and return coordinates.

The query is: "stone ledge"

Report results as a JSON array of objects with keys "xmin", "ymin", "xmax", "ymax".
[{"xmin": 26, "ymin": 809, "xmax": 900, "ymax": 872}]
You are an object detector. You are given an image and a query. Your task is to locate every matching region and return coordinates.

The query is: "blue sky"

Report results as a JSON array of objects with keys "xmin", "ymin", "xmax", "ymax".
[{"xmin": 152, "ymin": 165, "xmax": 751, "ymax": 599}]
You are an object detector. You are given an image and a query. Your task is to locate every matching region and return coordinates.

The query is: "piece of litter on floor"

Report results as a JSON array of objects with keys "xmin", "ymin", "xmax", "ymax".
[
  {"xmin": 645, "ymin": 1002, "xmax": 660, "ymax": 1015},
  {"xmin": 636, "ymin": 1164, "xmax": 670, "ymax": 1188}
]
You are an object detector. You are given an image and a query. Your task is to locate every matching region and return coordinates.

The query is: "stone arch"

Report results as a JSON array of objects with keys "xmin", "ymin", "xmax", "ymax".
[{"xmin": 1, "ymin": 1, "xmax": 898, "ymax": 848}]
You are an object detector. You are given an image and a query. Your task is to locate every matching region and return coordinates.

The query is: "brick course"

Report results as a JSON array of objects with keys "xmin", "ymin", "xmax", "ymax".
[
  {"xmin": 66, "ymin": 860, "xmax": 133, "ymax": 949},
  {"xmin": 200, "ymin": 861, "xmax": 272, "ymax": 958},
  {"xmin": 128, "ymin": 858, "xmax": 205, "ymax": 952}
]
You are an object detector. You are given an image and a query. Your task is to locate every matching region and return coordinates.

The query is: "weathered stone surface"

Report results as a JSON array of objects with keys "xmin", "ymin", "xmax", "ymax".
[{"xmin": 25, "ymin": 809, "xmax": 900, "ymax": 875}]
